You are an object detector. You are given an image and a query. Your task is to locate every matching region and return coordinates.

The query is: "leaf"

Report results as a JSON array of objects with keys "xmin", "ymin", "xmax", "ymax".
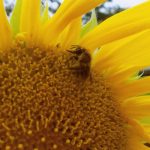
[
  {"xmin": 81, "ymin": 9, "xmax": 97, "ymax": 37},
  {"xmin": 10, "ymin": 0, "xmax": 23, "ymax": 35}
]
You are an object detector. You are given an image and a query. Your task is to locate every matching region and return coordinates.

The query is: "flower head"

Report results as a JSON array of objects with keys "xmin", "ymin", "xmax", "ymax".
[{"xmin": 0, "ymin": 0, "xmax": 150, "ymax": 150}]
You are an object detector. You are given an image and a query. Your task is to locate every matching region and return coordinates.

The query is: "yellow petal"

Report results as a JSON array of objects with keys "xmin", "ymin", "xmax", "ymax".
[
  {"xmin": 128, "ymin": 141, "xmax": 150, "ymax": 150},
  {"xmin": 123, "ymin": 96, "xmax": 150, "ymax": 118},
  {"xmin": 107, "ymin": 66, "xmax": 144, "ymax": 86},
  {"xmin": 143, "ymin": 125, "xmax": 150, "ymax": 134},
  {"xmin": 42, "ymin": 0, "xmax": 105, "ymax": 45},
  {"xmin": 0, "ymin": 0, "xmax": 12, "ymax": 50},
  {"xmin": 92, "ymin": 30, "xmax": 150, "ymax": 77},
  {"xmin": 129, "ymin": 119, "xmax": 150, "ymax": 142},
  {"xmin": 57, "ymin": 18, "xmax": 81, "ymax": 50},
  {"xmin": 116, "ymin": 76, "xmax": 150, "ymax": 99},
  {"xmin": 128, "ymin": 140, "xmax": 149, "ymax": 150},
  {"xmin": 91, "ymin": 30, "xmax": 141, "ymax": 68},
  {"xmin": 127, "ymin": 125, "xmax": 150, "ymax": 150},
  {"xmin": 20, "ymin": 0, "xmax": 41, "ymax": 42},
  {"xmin": 80, "ymin": 1, "xmax": 150, "ymax": 52}
]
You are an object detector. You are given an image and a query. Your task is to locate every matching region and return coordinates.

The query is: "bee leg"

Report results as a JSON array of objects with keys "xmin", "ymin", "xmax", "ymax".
[
  {"xmin": 66, "ymin": 50, "xmax": 77, "ymax": 54},
  {"xmin": 88, "ymin": 72, "xmax": 93, "ymax": 81}
]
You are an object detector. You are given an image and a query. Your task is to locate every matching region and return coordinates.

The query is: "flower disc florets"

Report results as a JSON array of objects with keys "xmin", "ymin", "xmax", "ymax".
[{"xmin": 0, "ymin": 40, "xmax": 127, "ymax": 150}]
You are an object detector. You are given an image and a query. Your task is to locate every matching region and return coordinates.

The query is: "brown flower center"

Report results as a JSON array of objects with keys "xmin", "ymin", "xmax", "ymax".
[{"xmin": 0, "ymin": 40, "xmax": 127, "ymax": 150}]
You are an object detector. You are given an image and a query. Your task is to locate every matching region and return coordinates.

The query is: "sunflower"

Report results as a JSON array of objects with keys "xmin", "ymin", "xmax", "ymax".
[{"xmin": 0, "ymin": 0, "xmax": 150, "ymax": 149}]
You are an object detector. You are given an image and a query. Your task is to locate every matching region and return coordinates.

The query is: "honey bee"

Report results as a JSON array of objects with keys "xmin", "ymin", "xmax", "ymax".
[{"xmin": 67, "ymin": 45, "xmax": 91, "ymax": 77}]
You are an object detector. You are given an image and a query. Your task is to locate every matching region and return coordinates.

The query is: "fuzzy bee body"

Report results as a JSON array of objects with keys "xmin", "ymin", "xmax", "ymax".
[{"xmin": 67, "ymin": 45, "xmax": 91, "ymax": 77}]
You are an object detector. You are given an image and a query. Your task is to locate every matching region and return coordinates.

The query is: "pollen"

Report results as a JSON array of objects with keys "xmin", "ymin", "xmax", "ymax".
[
  {"xmin": 0, "ymin": 39, "xmax": 127, "ymax": 150},
  {"xmin": 18, "ymin": 144, "xmax": 24, "ymax": 149}
]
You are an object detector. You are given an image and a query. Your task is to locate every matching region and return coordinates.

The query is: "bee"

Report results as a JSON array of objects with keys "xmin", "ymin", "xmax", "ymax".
[{"xmin": 67, "ymin": 45, "xmax": 91, "ymax": 77}]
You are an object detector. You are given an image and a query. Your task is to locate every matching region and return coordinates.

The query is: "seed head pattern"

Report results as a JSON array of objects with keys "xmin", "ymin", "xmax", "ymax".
[{"xmin": 0, "ymin": 39, "xmax": 127, "ymax": 150}]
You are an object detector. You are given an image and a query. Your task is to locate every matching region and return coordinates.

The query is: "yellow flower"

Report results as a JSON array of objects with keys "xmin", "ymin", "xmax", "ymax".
[{"xmin": 0, "ymin": 0, "xmax": 150, "ymax": 150}]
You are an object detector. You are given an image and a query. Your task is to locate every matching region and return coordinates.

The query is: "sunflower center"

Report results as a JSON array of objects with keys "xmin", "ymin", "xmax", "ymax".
[{"xmin": 0, "ymin": 40, "xmax": 127, "ymax": 150}]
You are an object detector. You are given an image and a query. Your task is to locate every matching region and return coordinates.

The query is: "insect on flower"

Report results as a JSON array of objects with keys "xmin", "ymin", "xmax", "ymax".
[
  {"xmin": 1, "ymin": 0, "xmax": 150, "ymax": 149},
  {"xmin": 67, "ymin": 45, "xmax": 91, "ymax": 77}
]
